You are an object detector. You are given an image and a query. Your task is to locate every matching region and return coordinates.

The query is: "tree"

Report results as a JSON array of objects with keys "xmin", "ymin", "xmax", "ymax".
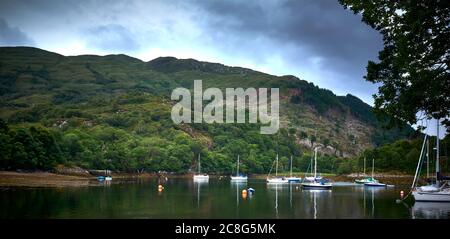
[{"xmin": 339, "ymin": 0, "xmax": 450, "ymax": 131}]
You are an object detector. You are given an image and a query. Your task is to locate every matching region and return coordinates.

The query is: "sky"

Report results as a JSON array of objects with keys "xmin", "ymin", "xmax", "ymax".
[{"xmin": 0, "ymin": 0, "xmax": 445, "ymax": 137}]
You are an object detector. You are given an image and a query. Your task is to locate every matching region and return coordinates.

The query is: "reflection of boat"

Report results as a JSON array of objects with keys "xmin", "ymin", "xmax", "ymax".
[
  {"xmin": 266, "ymin": 154, "xmax": 288, "ymax": 184},
  {"xmin": 285, "ymin": 156, "xmax": 301, "ymax": 183},
  {"xmin": 302, "ymin": 148, "xmax": 332, "ymax": 189},
  {"xmin": 364, "ymin": 158, "xmax": 386, "ymax": 187},
  {"xmin": 305, "ymin": 189, "xmax": 332, "ymax": 219},
  {"xmin": 412, "ymin": 202, "xmax": 450, "ymax": 219},
  {"xmin": 230, "ymin": 155, "xmax": 248, "ymax": 182},
  {"xmin": 194, "ymin": 180, "xmax": 208, "ymax": 208},
  {"xmin": 193, "ymin": 154, "xmax": 209, "ymax": 181},
  {"xmin": 412, "ymin": 119, "xmax": 450, "ymax": 202}
]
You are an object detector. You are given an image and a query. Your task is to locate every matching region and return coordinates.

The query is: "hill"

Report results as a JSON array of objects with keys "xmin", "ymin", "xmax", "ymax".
[{"xmin": 0, "ymin": 47, "xmax": 417, "ymax": 173}]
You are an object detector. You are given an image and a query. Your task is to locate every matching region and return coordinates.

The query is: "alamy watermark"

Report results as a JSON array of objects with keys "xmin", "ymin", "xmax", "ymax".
[{"xmin": 171, "ymin": 80, "xmax": 279, "ymax": 134}]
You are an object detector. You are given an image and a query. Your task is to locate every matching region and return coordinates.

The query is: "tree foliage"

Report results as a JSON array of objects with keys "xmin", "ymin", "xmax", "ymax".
[{"xmin": 339, "ymin": 0, "xmax": 450, "ymax": 131}]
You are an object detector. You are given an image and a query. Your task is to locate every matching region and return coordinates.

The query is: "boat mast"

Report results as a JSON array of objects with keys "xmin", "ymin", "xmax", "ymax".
[
  {"xmin": 363, "ymin": 157, "xmax": 366, "ymax": 175},
  {"xmin": 436, "ymin": 118, "xmax": 440, "ymax": 185},
  {"xmin": 290, "ymin": 155, "xmax": 293, "ymax": 177},
  {"xmin": 426, "ymin": 138, "xmax": 430, "ymax": 179},
  {"xmin": 372, "ymin": 158, "xmax": 374, "ymax": 178},
  {"xmin": 314, "ymin": 148, "xmax": 317, "ymax": 179},
  {"xmin": 237, "ymin": 155, "xmax": 240, "ymax": 176},
  {"xmin": 275, "ymin": 154, "xmax": 278, "ymax": 177},
  {"xmin": 198, "ymin": 154, "xmax": 201, "ymax": 174}
]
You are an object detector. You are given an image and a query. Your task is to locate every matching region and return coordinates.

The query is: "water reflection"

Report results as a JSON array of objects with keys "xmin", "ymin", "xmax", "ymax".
[
  {"xmin": 230, "ymin": 181, "xmax": 246, "ymax": 217},
  {"xmin": 303, "ymin": 189, "xmax": 332, "ymax": 219},
  {"xmin": 267, "ymin": 184, "xmax": 287, "ymax": 218},
  {"xmin": 1, "ymin": 178, "xmax": 444, "ymax": 219},
  {"xmin": 364, "ymin": 186, "xmax": 386, "ymax": 218},
  {"xmin": 412, "ymin": 202, "xmax": 450, "ymax": 219},
  {"xmin": 194, "ymin": 181, "xmax": 208, "ymax": 208}
]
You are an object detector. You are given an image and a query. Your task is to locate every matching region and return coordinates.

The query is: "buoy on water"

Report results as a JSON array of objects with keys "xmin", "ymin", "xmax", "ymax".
[{"xmin": 242, "ymin": 189, "xmax": 247, "ymax": 199}]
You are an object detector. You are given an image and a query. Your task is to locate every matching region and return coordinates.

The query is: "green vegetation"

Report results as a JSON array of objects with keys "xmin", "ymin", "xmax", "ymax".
[
  {"xmin": 0, "ymin": 47, "xmax": 419, "ymax": 174},
  {"xmin": 339, "ymin": 0, "xmax": 450, "ymax": 131},
  {"xmin": 354, "ymin": 135, "xmax": 450, "ymax": 174}
]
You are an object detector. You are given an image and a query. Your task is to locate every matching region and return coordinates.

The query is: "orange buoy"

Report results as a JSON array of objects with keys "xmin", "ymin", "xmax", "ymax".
[{"xmin": 242, "ymin": 190, "xmax": 247, "ymax": 199}]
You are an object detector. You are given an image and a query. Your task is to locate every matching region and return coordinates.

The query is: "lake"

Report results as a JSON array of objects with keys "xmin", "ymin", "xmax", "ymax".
[{"xmin": 1, "ymin": 177, "xmax": 449, "ymax": 219}]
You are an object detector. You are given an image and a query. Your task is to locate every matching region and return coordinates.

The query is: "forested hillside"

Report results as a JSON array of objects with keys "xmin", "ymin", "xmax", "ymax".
[{"xmin": 0, "ymin": 47, "xmax": 417, "ymax": 173}]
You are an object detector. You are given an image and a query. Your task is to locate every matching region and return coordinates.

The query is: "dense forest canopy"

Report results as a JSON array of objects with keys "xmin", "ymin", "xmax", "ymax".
[{"xmin": 0, "ymin": 47, "xmax": 420, "ymax": 174}]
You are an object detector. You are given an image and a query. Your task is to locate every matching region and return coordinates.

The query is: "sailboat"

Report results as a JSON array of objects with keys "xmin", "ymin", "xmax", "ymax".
[
  {"xmin": 304, "ymin": 151, "xmax": 322, "ymax": 182},
  {"xmin": 266, "ymin": 154, "xmax": 288, "ymax": 184},
  {"xmin": 412, "ymin": 119, "xmax": 450, "ymax": 202},
  {"xmin": 355, "ymin": 157, "xmax": 371, "ymax": 184},
  {"xmin": 193, "ymin": 154, "xmax": 209, "ymax": 181},
  {"xmin": 285, "ymin": 156, "xmax": 301, "ymax": 183},
  {"xmin": 230, "ymin": 155, "xmax": 248, "ymax": 181},
  {"xmin": 363, "ymin": 158, "xmax": 386, "ymax": 187},
  {"xmin": 302, "ymin": 148, "xmax": 332, "ymax": 189}
]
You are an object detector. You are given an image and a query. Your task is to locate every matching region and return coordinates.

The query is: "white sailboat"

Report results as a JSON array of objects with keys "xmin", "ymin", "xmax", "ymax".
[
  {"xmin": 285, "ymin": 155, "xmax": 301, "ymax": 183},
  {"xmin": 355, "ymin": 157, "xmax": 371, "ymax": 184},
  {"xmin": 363, "ymin": 158, "xmax": 386, "ymax": 187},
  {"xmin": 230, "ymin": 155, "xmax": 248, "ymax": 181},
  {"xmin": 193, "ymin": 154, "xmax": 209, "ymax": 181},
  {"xmin": 304, "ymin": 150, "xmax": 322, "ymax": 182},
  {"xmin": 302, "ymin": 148, "xmax": 332, "ymax": 189},
  {"xmin": 266, "ymin": 154, "xmax": 288, "ymax": 184},
  {"xmin": 412, "ymin": 119, "xmax": 450, "ymax": 202}
]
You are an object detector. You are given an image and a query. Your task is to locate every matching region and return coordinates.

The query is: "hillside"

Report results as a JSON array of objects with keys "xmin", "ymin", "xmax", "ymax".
[{"xmin": 0, "ymin": 47, "xmax": 416, "ymax": 173}]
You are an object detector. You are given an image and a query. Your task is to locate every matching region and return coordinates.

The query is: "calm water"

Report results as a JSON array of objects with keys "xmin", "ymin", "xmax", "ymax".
[{"xmin": 1, "ymin": 178, "xmax": 449, "ymax": 219}]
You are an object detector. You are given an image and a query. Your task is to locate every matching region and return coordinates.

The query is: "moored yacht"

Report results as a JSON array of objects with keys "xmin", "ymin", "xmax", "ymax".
[
  {"xmin": 302, "ymin": 148, "xmax": 332, "ymax": 189},
  {"xmin": 412, "ymin": 119, "xmax": 450, "ymax": 202},
  {"xmin": 230, "ymin": 155, "xmax": 248, "ymax": 182},
  {"xmin": 266, "ymin": 154, "xmax": 288, "ymax": 184},
  {"xmin": 193, "ymin": 154, "xmax": 209, "ymax": 181}
]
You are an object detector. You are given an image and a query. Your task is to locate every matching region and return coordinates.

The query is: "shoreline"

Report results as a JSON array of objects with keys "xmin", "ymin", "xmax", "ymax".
[{"xmin": 0, "ymin": 170, "xmax": 415, "ymax": 188}]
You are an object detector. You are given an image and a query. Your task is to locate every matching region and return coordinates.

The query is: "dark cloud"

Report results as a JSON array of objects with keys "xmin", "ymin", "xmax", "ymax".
[
  {"xmin": 0, "ymin": 18, "xmax": 34, "ymax": 46},
  {"xmin": 191, "ymin": 0, "xmax": 382, "ymax": 94},
  {"xmin": 0, "ymin": 0, "xmax": 383, "ymax": 103},
  {"xmin": 85, "ymin": 24, "xmax": 140, "ymax": 52}
]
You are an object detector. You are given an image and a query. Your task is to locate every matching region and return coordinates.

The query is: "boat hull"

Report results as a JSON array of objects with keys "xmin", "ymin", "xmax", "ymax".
[
  {"xmin": 413, "ymin": 191, "xmax": 450, "ymax": 202},
  {"xmin": 364, "ymin": 182, "xmax": 386, "ymax": 187},
  {"xmin": 266, "ymin": 178, "xmax": 288, "ymax": 184},
  {"xmin": 230, "ymin": 176, "xmax": 248, "ymax": 182},
  {"xmin": 302, "ymin": 182, "xmax": 332, "ymax": 189},
  {"xmin": 193, "ymin": 175, "xmax": 209, "ymax": 181},
  {"xmin": 286, "ymin": 177, "xmax": 302, "ymax": 183}
]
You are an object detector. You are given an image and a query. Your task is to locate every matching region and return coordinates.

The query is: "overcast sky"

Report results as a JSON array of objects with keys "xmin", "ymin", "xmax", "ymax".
[
  {"xmin": 1, "ymin": 0, "xmax": 446, "ymax": 137},
  {"xmin": 0, "ymin": 0, "xmax": 385, "ymax": 103}
]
